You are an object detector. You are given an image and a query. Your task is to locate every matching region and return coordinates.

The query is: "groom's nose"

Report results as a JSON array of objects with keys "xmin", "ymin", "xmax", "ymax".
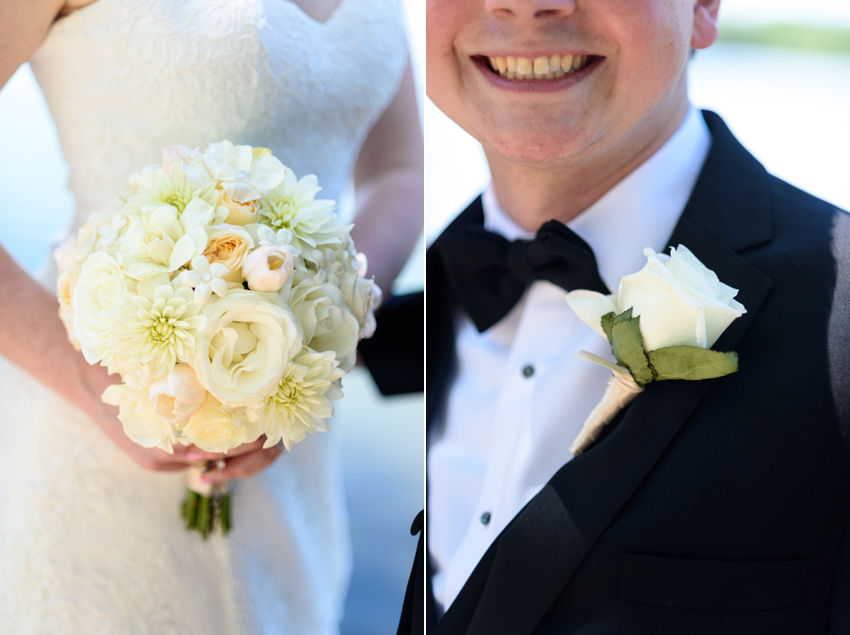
[{"xmin": 484, "ymin": 0, "xmax": 577, "ymax": 22}]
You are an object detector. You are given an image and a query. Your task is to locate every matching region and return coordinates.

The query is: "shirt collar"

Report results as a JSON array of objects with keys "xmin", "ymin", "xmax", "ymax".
[{"xmin": 482, "ymin": 105, "xmax": 712, "ymax": 292}]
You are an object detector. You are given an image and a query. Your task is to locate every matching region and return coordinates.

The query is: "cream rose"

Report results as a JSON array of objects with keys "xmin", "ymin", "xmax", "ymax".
[
  {"xmin": 567, "ymin": 245, "xmax": 746, "ymax": 351},
  {"xmin": 201, "ymin": 225, "xmax": 254, "ymax": 281},
  {"xmin": 148, "ymin": 364, "xmax": 207, "ymax": 425},
  {"xmin": 55, "ymin": 241, "xmax": 83, "ymax": 350},
  {"xmin": 193, "ymin": 290, "xmax": 301, "ymax": 408},
  {"xmin": 242, "ymin": 245, "xmax": 295, "ymax": 292},
  {"xmin": 216, "ymin": 189, "xmax": 259, "ymax": 226},
  {"xmin": 288, "ymin": 271, "xmax": 359, "ymax": 371},
  {"xmin": 73, "ymin": 252, "xmax": 133, "ymax": 364},
  {"xmin": 102, "ymin": 383, "xmax": 177, "ymax": 453},
  {"xmin": 180, "ymin": 394, "xmax": 263, "ymax": 453}
]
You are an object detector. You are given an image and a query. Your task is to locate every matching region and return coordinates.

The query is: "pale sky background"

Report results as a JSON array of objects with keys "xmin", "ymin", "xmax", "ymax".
[{"xmin": 720, "ymin": 0, "xmax": 850, "ymax": 26}]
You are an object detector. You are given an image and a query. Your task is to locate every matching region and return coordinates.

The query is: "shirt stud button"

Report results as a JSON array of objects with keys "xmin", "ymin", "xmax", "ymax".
[
  {"xmin": 480, "ymin": 512, "xmax": 492, "ymax": 526},
  {"xmin": 522, "ymin": 365, "xmax": 535, "ymax": 378}
]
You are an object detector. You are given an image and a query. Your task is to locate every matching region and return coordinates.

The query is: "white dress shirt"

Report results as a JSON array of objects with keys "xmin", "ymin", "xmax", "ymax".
[{"xmin": 427, "ymin": 106, "xmax": 713, "ymax": 612}]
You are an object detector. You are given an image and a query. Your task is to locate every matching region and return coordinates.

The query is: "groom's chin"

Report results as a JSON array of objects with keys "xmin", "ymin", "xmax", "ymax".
[{"xmin": 477, "ymin": 120, "xmax": 603, "ymax": 167}]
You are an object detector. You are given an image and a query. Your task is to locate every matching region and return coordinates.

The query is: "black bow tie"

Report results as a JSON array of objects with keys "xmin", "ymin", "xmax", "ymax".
[{"xmin": 436, "ymin": 209, "xmax": 609, "ymax": 332}]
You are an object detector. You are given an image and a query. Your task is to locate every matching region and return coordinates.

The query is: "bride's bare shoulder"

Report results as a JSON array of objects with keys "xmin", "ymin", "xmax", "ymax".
[
  {"xmin": 57, "ymin": 0, "xmax": 99, "ymax": 18},
  {"xmin": 0, "ymin": 0, "xmax": 78, "ymax": 89}
]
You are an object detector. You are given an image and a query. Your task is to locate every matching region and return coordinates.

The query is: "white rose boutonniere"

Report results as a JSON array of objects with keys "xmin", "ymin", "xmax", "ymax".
[{"xmin": 566, "ymin": 245, "xmax": 746, "ymax": 455}]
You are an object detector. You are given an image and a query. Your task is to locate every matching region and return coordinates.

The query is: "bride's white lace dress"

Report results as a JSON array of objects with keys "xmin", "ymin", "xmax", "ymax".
[{"xmin": 0, "ymin": 1, "xmax": 407, "ymax": 632}]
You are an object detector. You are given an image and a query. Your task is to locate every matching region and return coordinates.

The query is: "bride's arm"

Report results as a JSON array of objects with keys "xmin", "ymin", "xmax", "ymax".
[
  {"xmin": 0, "ymin": 247, "xmax": 202, "ymax": 470},
  {"xmin": 0, "ymin": 0, "xmax": 195, "ymax": 470},
  {"xmin": 351, "ymin": 59, "xmax": 424, "ymax": 293}
]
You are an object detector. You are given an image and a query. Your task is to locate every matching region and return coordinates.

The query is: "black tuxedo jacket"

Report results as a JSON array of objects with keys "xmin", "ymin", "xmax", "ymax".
[{"xmin": 425, "ymin": 111, "xmax": 850, "ymax": 634}]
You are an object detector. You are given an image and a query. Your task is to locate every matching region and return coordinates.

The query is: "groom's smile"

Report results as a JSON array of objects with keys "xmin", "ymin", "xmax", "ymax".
[
  {"xmin": 427, "ymin": 0, "xmax": 710, "ymax": 166},
  {"xmin": 472, "ymin": 52, "xmax": 601, "ymax": 91}
]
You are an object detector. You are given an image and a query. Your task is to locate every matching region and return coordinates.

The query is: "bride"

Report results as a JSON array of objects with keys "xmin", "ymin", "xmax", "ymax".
[{"xmin": 0, "ymin": 0, "xmax": 423, "ymax": 632}]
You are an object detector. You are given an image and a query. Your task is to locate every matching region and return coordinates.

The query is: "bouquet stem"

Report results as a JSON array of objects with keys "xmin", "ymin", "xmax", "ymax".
[{"xmin": 182, "ymin": 461, "xmax": 231, "ymax": 539}]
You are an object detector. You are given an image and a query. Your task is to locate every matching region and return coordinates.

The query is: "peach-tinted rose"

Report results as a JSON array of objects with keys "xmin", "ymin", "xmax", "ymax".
[
  {"xmin": 217, "ymin": 188, "xmax": 258, "ymax": 226},
  {"xmin": 201, "ymin": 226, "xmax": 254, "ymax": 282}
]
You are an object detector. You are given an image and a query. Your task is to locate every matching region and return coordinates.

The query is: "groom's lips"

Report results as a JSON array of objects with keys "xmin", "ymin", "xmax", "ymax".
[{"xmin": 472, "ymin": 53, "xmax": 603, "ymax": 93}]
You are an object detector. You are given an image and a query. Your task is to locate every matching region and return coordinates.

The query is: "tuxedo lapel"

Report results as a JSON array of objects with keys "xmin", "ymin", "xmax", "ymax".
[{"xmin": 438, "ymin": 111, "xmax": 776, "ymax": 635}]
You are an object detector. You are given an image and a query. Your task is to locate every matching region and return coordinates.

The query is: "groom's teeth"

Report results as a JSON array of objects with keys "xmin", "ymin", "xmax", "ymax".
[
  {"xmin": 516, "ymin": 57, "xmax": 533, "ymax": 76},
  {"xmin": 488, "ymin": 54, "xmax": 592, "ymax": 80},
  {"xmin": 533, "ymin": 56, "xmax": 549, "ymax": 76}
]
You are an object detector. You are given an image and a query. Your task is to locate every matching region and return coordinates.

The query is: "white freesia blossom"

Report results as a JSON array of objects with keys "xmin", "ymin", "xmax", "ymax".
[
  {"xmin": 109, "ymin": 284, "xmax": 206, "ymax": 382},
  {"xmin": 256, "ymin": 224, "xmax": 295, "ymax": 248},
  {"xmin": 288, "ymin": 270, "xmax": 359, "ymax": 371},
  {"xmin": 257, "ymin": 170, "xmax": 349, "ymax": 256},
  {"xmin": 262, "ymin": 350, "xmax": 344, "ymax": 451},
  {"xmin": 243, "ymin": 245, "xmax": 295, "ymax": 293},
  {"xmin": 184, "ymin": 141, "xmax": 286, "ymax": 204},
  {"xmin": 179, "ymin": 255, "xmax": 230, "ymax": 304},
  {"xmin": 125, "ymin": 162, "xmax": 219, "ymax": 216},
  {"xmin": 102, "ymin": 383, "xmax": 177, "ymax": 453},
  {"xmin": 73, "ymin": 252, "xmax": 134, "ymax": 364},
  {"xmin": 161, "ymin": 145, "xmax": 203, "ymax": 174},
  {"xmin": 119, "ymin": 198, "xmax": 217, "ymax": 277},
  {"xmin": 194, "ymin": 290, "xmax": 301, "ymax": 408},
  {"xmin": 567, "ymin": 245, "xmax": 746, "ymax": 351},
  {"xmin": 148, "ymin": 363, "xmax": 206, "ymax": 425}
]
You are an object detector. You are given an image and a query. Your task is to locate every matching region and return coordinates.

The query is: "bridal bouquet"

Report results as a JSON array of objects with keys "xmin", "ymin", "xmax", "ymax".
[{"xmin": 55, "ymin": 142, "xmax": 381, "ymax": 537}]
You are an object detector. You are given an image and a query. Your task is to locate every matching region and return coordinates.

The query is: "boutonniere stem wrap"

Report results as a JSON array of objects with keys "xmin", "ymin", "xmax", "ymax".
[{"xmin": 566, "ymin": 245, "xmax": 747, "ymax": 455}]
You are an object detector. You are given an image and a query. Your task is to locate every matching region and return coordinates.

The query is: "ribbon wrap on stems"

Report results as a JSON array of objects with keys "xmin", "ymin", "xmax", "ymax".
[
  {"xmin": 183, "ymin": 461, "xmax": 231, "ymax": 538},
  {"xmin": 569, "ymin": 351, "xmax": 645, "ymax": 455}
]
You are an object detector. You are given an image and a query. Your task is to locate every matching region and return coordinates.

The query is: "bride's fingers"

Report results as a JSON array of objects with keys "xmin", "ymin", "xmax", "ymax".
[{"xmin": 214, "ymin": 445, "xmax": 283, "ymax": 480}]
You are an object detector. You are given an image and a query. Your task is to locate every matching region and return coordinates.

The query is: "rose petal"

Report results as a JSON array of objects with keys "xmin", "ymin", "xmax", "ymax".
[{"xmin": 566, "ymin": 290, "xmax": 618, "ymax": 339}]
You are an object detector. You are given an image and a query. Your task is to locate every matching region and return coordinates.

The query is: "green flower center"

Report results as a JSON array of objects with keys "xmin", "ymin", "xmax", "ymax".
[{"xmin": 273, "ymin": 377, "xmax": 299, "ymax": 407}]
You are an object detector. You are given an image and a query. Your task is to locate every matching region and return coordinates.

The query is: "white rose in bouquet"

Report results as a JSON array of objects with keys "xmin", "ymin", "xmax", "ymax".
[
  {"xmin": 73, "ymin": 252, "xmax": 134, "ymax": 364},
  {"xmin": 181, "ymin": 394, "xmax": 264, "ymax": 454},
  {"xmin": 102, "ymin": 382, "xmax": 177, "ymax": 452},
  {"xmin": 288, "ymin": 270, "xmax": 360, "ymax": 372},
  {"xmin": 193, "ymin": 290, "xmax": 301, "ymax": 408}
]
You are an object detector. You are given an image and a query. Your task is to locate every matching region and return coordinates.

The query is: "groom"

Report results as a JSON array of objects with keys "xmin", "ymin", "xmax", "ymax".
[{"xmin": 419, "ymin": 0, "xmax": 850, "ymax": 633}]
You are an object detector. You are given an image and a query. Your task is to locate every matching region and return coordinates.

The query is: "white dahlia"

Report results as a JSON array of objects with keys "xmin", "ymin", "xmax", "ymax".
[
  {"xmin": 257, "ymin": 170, "xmax": 349, "ymax": 256},
  {"xmin": 262, "ymin": 350, "xmax": 344, "ymax": 451},
  {"xmin": 109, "ymin": 284, "xmax": 206, "ymax": 382}
]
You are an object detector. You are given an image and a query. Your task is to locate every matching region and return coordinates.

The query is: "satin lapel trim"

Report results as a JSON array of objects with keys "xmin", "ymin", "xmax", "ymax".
[{"xmin": 462, "ymin": 217, "xmax": 774, "ymax": 635}]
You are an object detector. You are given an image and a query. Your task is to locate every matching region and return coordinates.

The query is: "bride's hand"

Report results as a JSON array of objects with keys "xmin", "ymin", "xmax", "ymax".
[
  {"xmin": 188, "ymin": 439, "xmax": 283, "ymax": 482},
  {"xmin": 82, "ymin": 354, "xmax": 281, "ymax": 477}
]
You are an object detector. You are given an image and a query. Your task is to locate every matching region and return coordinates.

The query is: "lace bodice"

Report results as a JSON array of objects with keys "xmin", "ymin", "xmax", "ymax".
[{"xmin": 29, "ymin": 0, "xmax": 407, "ymax": 229}]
